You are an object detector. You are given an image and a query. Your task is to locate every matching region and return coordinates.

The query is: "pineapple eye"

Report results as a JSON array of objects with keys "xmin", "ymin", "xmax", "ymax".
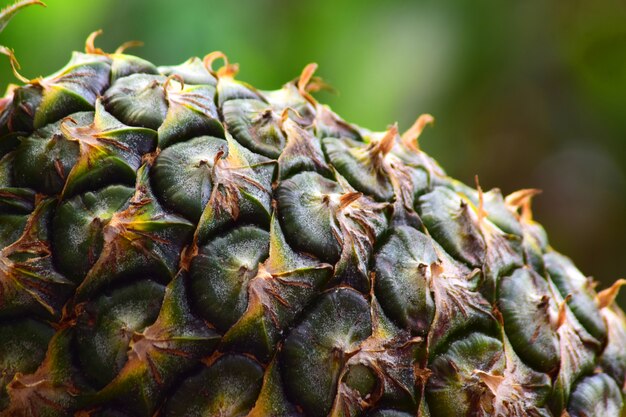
[
  {"xmin": 276, "ymin": 171, "xmax": 345, "ymax": 262},
  {"xmin": 158, "ymin": 57, "xmax": 217, "ymax": 86},
  {"xmin": 374, "ymin": 226, "xmax": 436, "ymax": 337},
  {"xmin": 102, "ymin": 74, "xmax": 169, "ymax": 130},
  {"xmin": 426, "ymin": 333, "xmax": 506, "ymax": 417},
  {"xmin": 498, "ymin": 268, "xmax": 561, "ymax": 373},
  {"xmin": 13, "ymin": 113, "xmax": 83, "ymax": 195},
  {"xmin": 151, "ymin": 135, "xmax": 227, "ymax": 222},
  {"xmin": 73, "ymin": 280, "xmax": 165, "ymax": 389},
  {"xmin": 103, "ymin": 73, "xmax": 224, "ymax": 148},
  {"xmin": 0, "ymin": 318, "xmax": 53, "ymax": 401},
  {"xmin": 281, "ymin": 288, "xmax": 372, "ymax": 417},
  {"xmin": 418, "ymin": 186, "xmax": 487, "ymax": 268},
  {"xmin": 223, "ymin": 99, "xmax": 286, "ymax": 159},
  {"xmin": 53, "ymin": 184, "xmax": 134, "ymax": 283},
  {"xmin": 545, "ymin": 251, "xmax": 607, "ymax": 341},
  {"xmin": 323, "ymin": 135, "xmax": 395, "ymax": 202},
  {"xmin": 189, "ymin": 225, "xmax": 270, "ymax": 332},
  {"xmin": 164, "ymin": 354, "xmax": 263, "ymax": 417},
  {"xmin": 567, "ymin": 374, "xmax": 624, "ymax": 417}
]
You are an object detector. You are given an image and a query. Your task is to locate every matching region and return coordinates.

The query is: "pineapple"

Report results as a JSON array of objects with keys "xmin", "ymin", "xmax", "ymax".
[{"xmin": 1, "ymin": 1, "xmax": 625, "ymax": 416}]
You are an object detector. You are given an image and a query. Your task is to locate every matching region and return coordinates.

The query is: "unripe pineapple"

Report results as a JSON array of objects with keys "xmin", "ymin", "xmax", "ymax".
[{"xmin": 1, "ymin": 1, "xmax": 625, "ymax": 416}]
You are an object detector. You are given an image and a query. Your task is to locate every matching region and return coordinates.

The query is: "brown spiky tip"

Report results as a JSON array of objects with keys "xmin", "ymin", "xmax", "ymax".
[
  {"xmin": 162, "ymin": 74, "xmax": 185, "ymax": 96},
  {"xmin": 474, "ymin": 175, "xmax": 488, "ymax": 224},
  {"xmin": 85, "ymin": 30, "xmax": 105, "ymax": 55},
  {"xmin": 556, "ymin": 294, "xmax": 572, "ymax": 330},
  {"xmin": 296, "ymin": 62, "xmax": 319, "ymax": 96},
  {"xmin": 339, "ymin": 191, "xmax": 363, "ymax": 209},
  {"xmin": 58, "ymin": 116, "xmax": 78, "ymax": 139},
  {"xmin": 140, "ymin": 148, "xmax": 161, "ymax": 166},
  {"xmin": 303, "ymin": 76, "xmax": 334, "ymax": 95},
  {"xmin": 401, "ymin": 113, "xmax": 434, "ymax": 152},
  {"xmin": 213, "ymin": 149, "xmax": 226, "ymax": 166},
  {"xmin": 0, "ymin": 45, "xmax": 30, "ymax": 83},
  {"xmin": 202, "ymin": 51, "xmax": 239, "ymax": 78},
  {"xmin": 505, "ymin": 188, "xmax": 542, "ymax": 222},
  {"xmin": 279, "ymin": 107, "xmax": 304, "ymax": 128},
  {"xmin": 296, "ymin": 62, "xmax": 323, "ymax": 106},
  {"xmin": 596, "ymin": 279, "xmax": 626, "ymax": 309},
  {"xmin": 430, "ymin": 260, "xmax": 444, "ymax": 278},
  {"xmin": 297, "ymin": 63, "xmax": 318, "ymax": 94},
  {"xmin": 374, "ymin": 123, "xmax": 398, "ymax": 157},
  {"xmin": 0, "ymin": 0, "xmax": 46, "ymax": 34},
  {"xmin": 474, "ymin": 370, "xmax": 504, "ymax": 395},
  {"xmin": 85, "ymin": 30, "xmax": 143, "ymax": 56},
  {"xmin": 114, "ymin": 40, "xmax": 144, "ymax": 54},
  {"xmin": 179, "ymin": 241, "xmax": 198, "ymax": 271}
]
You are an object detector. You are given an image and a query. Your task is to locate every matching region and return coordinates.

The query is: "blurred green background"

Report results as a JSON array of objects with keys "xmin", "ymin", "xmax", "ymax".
[{"xmin": 2, "ymin": 0, "xmax": 625, "ymax": 307}]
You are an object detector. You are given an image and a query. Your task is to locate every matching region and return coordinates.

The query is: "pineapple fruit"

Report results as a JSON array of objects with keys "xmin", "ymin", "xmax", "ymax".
[{"xmin": 1, "ymin": 1, "xmax": 625, "ymax": 416}]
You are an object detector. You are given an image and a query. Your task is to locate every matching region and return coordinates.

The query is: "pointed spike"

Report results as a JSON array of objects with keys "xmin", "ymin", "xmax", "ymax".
[
  {"xmin": 279, "ymin": 107, "xmax": 303, "ymax": 129},
  {"xmin": 114, "ymin": 40, "xmax": 144, "ymax": 55},
  {"xmin": 401, "ymin": 113, "xmax": 434, "ymax": 152},
  {"xmin": 202, "ymin": 51, "xmax": 238, "ymax": 78},
  {"xmin": 0, "ymin": 46, "xmax": 31, "ymax": 83},
  {"xmin": 520, "ymin": 199, "xmax": 533, "ymax": 222},
  {"xmin": 296, "ymin": 63, "xmax": 319, "ymax": 106},
  {"xmin": 85, "ymin": 29, "xmax": 105, "ymax": 54},
  {"xmin": 339, "ymin": 191, "xmax": 362, "ymax": 209},
  {"xmin": 179, "ymin": 241, "xmax": 198, "ymax": 272},
  {"xmin": 430, "ymin": 261, "xmax": 444, "ymax": 278},
  {"xmin": 505, "ymin": 188, "xmax": 542, "ymax": 222},
  {"xmin": 375, "ymin": 124, "xmax": 398, "ymax": 156},
  {"xmin": 492, "ymin": 306, "xmax": 505, "ymax": 326},
  {"xmin": 280, "ymin": 107, "xmax": 290, "ymax": 128},
  {"xmin": 141, "ymin": 148, "xmax": 160, "ymax": 166},
  {"xmin": 203, "ymin": 51, "xmax": 228, "ymax": 72},
  {"xmin": 297, "ymin": 63, "xmax": 318, "ymax": 95},
  {"xmin": 85, "ymin": 30, "xmax": 143, "ymax": 56},
  {"xmin": 596, "ymin": 279, "xmax": 626, "ymax": 309},
  {"xmin": 414, "ymin": 367, "xmax": 433, "ymax": 386},
  {"xmin": 213, "ymin": 149, "xmax": 226, "ymax": 166},
  {"xmin": 58, "ymin": 116, "xmax": 78, "ymax": 139},
  {"xmin": 0, "ymin": 0, "xmax": 46, "ymax": 34},
  {"xmin": 255, "ymin": 262, "xmax": 274, "ymax": 281},
  {"xmin": 556, "ymin": 294, "xmax": 572, "ymax": 329},
  {"xmin": 505, "ymin": 189, "xmax": 541, "ymax": 209},
  {"xmin": 474, "ymin": 370, "xmax": 504, "ymax": 395},
  {"xmin": 305, "ymin": 76, "xmax": 335, "ymax": 94},
  {"xmin": 474, "ymin": 175, "xmax": 487, "ymax": 224},
  {"xmin": 369, "ymin": 271, "xmax": 377, "ymax": 299},
  {"xmin": 162, "ymin": 74, "xmax": 185, "ymax": 97}
]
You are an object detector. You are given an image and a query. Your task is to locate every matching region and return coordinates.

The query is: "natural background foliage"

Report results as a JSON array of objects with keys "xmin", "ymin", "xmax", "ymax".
[{"xmin": 2, "ymin": 0, "xmax": 625, "ymax": 307}]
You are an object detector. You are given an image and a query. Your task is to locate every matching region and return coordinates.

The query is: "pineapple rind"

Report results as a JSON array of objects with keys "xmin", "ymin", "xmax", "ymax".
[{"xmin": 0, "ymin": 34, "xmax": 624, "ymax": 417}]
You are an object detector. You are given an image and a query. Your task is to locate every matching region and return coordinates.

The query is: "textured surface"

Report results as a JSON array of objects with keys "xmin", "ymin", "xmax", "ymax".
[{"xmin": 1, "ymin": 28, "xmax": 625, "ymax": 416}]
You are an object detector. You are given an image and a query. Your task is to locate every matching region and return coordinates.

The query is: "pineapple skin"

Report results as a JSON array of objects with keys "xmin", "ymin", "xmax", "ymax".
[{"xmin": 1, "ymin": 4, "xmax": 626, "ymax": 417}]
